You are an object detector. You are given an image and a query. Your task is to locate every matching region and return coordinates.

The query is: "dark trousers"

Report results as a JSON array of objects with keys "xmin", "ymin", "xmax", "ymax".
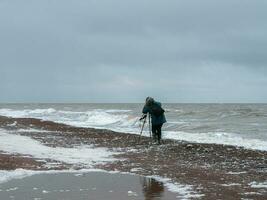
[{"xmin": 152, "ymin": 124, "xmax": 163, "ymax": 143}]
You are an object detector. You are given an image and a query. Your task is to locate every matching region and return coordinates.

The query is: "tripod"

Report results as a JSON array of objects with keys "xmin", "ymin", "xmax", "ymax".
[{"xmin": 138, "ymin": 114, "xmax": 152, "ymax": 143}]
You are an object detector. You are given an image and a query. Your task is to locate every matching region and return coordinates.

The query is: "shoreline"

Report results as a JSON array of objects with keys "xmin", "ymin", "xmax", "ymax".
[
  {"xmin": 1, "ymin": 105, "xmax": 267, "ymax": 152},
  {"xmin": 0, "ymin": 116, "xmax": 267, "ymax": 199}
]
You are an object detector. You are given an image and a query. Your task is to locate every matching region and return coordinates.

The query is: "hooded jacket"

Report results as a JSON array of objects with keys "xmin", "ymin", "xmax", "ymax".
[{"xmin": 142, "ymin": 101, "xmax": 167, "ymax": 125}]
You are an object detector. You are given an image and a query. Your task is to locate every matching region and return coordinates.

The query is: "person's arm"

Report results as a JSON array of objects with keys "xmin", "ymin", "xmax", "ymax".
[
  {"xmin": 139, "ymin": 114, "xmax": 147, "ymax": 121},
  {"xmin": 142, "ymin": 105, "xmax": 149, "ymax": 114},
  {"xmin": 140, "ymin": 106, "xmax": 149, "ymax": 120}
]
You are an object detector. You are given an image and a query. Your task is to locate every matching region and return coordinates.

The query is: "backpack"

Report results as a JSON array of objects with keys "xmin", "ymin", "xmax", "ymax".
[{"xmin": 150, "ymin": 103, "xmax": 165, "ymax": 117}]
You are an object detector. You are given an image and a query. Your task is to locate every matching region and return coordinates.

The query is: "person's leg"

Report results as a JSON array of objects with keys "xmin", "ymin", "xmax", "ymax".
[
  {"xmin": 151, "ymin": 124, "xmax": 157, "ymax": 141},
  {"xmin": 156, "ymin": 124, "xmax": 163, "ymax": 144}
]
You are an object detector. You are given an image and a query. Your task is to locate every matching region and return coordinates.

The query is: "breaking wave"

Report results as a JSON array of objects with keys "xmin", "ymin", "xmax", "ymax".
[
  {"xmin": 0, "ymin": 108, "xmax": 132, "ymax": 127},
  {"xmin": 0, "ymin": 106, "xmax": 266, "ymax": 151}
]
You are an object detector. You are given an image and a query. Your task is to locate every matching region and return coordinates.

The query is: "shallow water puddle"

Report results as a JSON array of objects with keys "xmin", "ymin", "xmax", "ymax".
[{"xmin": 0, "ymin": 172, "xmax": 179, "ymax": 200}]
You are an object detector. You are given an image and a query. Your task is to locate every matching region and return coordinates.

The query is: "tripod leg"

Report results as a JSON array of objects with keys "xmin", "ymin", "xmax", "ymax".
[
  {"xmin": 149, "ymin": 114, "xmax": 152, "ymax": 140},
  {"xmin": 138, "ymin": 117, "xmax": 146, "ymax": 143}
]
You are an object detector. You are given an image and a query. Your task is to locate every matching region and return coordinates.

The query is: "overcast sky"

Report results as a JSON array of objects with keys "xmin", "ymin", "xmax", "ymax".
[{"xmin": 0, "ymin": 0, "xmax": 267, "ymax": 103}]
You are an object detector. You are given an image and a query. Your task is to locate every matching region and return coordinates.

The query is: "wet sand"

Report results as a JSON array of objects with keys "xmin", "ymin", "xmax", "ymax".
[
  {"xmin": 0, "ymin": 116, "xmax": 267, "ymax": 199},
  {"xmin": 0, "ymin": 172, "xmax": 178, "ymax": 200}
]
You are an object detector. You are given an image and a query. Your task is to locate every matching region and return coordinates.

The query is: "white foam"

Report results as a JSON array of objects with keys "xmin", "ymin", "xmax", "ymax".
[
  {"xmin": 227, "ymin": 171, "xmax": 247, "ymax": 175},
  {"xmin": 0, "ymin": 108, "xmax": 129, "ymax": 127},
  {"xmin": 0, "ymin": 108, "xmax": 56, "ymax": 118},
  {"xmin": 127, "ymin": 190, "xmax": 138, "ymax": 197},
  {"xmin": 164, "ymin": 131, "xmax": 267, "ymax": 151},
  {"xmin": 249, "ymin": 181, "xmax": 267, "ymax": 188},
  {"xmin": 0, "ymin": 168, "xmax": 106, "ymax": 184},
  {"xmin": 103, "ymin": 109, "xmax": 131, "ymax": 113},
  {"xmin": 0, "ymin": 129, "xmax": 118, "ymax": 167},
  {"xmin": 17, "ymin": 128, "xmax": 53, "ymax": 133},
  {"xmin": 146, "ymin": 175, "xmax": 204, "ymax": 199},
  {"xmin": 221, "ymin": 183, "xmax": 241, "ymax": 187},
  {"xmin": 1, "ymin": 108, "xmax": 267, "ymax": 151},
  {"xmin": 0, "ymin": 169, "xmax": 40, "ymax": 184}
]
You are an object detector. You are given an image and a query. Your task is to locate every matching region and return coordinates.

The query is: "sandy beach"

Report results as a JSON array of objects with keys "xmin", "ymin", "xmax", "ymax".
[{"xmin": 0, "ymin": 115, "xmax": 267, "ymax": 199}]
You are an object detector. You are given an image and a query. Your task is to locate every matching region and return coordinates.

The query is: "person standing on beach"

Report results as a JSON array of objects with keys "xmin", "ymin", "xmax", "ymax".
[{"xmin": 140, "ymin": 97, "xmax": 166, "ymax": 144}]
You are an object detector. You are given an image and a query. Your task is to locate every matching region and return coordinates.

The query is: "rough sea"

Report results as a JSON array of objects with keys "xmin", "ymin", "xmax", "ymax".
[{"xmin": 0, "ymin": 103, "xmax": 266, "ymax": 151}]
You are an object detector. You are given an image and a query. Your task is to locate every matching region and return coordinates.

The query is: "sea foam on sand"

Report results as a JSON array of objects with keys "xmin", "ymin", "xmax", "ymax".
[
  {"xmin": 249, "ymin": 181, "xmax": 267, "ymax": 188},
  {"xmin": 0, "ymin": 128, "xmax": 203, "ymax": 199},
  {"xmin": 0, "ymin": 169, "xmax": 104, "ymax": 184},
  {"xmin": 0, "ymin": 129, "xmax": 118, "ymax": 167}
]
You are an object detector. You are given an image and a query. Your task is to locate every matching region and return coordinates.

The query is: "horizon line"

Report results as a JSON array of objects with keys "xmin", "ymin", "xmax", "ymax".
[{"xmin": 0, "ymin": 102, "xmax": 266, "ymax": 104}]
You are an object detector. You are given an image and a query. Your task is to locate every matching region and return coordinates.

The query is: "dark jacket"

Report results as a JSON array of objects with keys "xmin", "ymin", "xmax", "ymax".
[{"xmin": 142, "ymin": 101, "xmax": 167, "ymax": 125}]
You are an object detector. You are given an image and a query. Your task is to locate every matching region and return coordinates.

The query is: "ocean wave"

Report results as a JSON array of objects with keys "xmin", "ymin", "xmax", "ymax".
[
  {"xmin": 174, "ymin": 110, "xmax": 198, "ymax": 116},
  {"xmin": 164, "ymin": 131, "xmax": 267, "ymax": 151},
  {"xmin": 0, "ymin": 108, "xmax": 130, "ymax": 127},
  {"xmin": 229, "ymin": 108, "xmax": 267, "ymax": 118},
  {"xmin": 0, "ymin": 108, "xmax": 266, "ymax": 151}
]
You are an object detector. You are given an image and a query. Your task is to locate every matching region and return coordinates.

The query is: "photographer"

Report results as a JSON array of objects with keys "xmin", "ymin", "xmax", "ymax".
[{"xmin": 140, "ymin": 97, "xmax": 166, "ymax": 144}]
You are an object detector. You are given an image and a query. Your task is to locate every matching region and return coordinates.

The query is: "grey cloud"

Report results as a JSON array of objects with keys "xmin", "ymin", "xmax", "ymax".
[{"xmin": 0, "ymin": 0, "xmax": 267, "ymax": 102}]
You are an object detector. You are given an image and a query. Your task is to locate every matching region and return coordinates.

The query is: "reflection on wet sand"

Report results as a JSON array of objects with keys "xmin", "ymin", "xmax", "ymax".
[
  {"xmin": 141, "ymin": 177, "xmax": 164, "ymax": 200},
  {"xmin": 0, "ymin": 172, "xmax": 179, "ymax": 200}
]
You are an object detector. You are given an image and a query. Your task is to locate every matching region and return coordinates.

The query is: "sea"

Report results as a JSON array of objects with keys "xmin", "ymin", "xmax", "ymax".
[{"xmin": 0, "ymin": 103, "xmax": 266, "ymax": 151}]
